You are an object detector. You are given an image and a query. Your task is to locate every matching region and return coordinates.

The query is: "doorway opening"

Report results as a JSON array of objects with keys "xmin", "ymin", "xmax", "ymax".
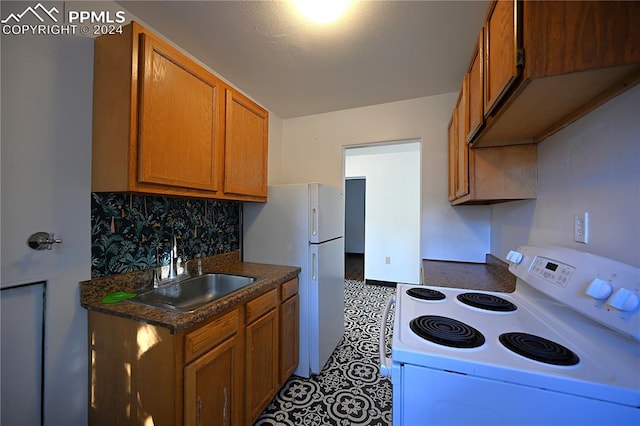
[
  {"xmin": 345, "ymin": 178, "xmax": 365, "ymax": 281},
  {"xmin": 343, "ymin": 140, "xmax": 421, "ymax": 285}
]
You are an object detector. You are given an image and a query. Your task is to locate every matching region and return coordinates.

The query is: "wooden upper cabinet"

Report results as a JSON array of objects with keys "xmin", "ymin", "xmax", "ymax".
[
  {"xmin": 447, "ymin": 110, "xmax": 457, "ymax": 202},
  {"xmin": 472, "ymin": 0, "xmax": 640, "ymax": 148},
  {"xmin": 449, "ymin": 15, "xmax": 537, "ymax": 205},
  {"xmin": 137, "ymin": 31, "xmax": 223, "ymax": 192},
  {"xmin": 466, "ymin": 30, "xmax": 484, "ymax": 142},
  {"xmin": 224, "ymin": 89, "xmax": 269, "ymax": 200},
  {"xmin": 523, "ymin": 1, "xmax": 640, "ymax": 78},
  {"xmin": 458, "ymin": 144, "xmax": 537, "ymax": 205},
  {"xmin": 455, "ymin": 82, "xmax": 469, "ymax": 199},
  {"xmin": 483, "ymin": 0, "xmax": 519, "ymax": 117},
  {"xmin": 92, "ymin": 21, "xmax": 269, "ymax": 201},
  {"xmin": 447, "ymin": 83, "xmax": 472, "ymax": 203}
]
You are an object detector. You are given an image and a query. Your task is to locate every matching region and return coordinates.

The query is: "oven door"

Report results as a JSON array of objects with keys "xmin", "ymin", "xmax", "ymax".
[{"xmin": 401, "ymin": 365, "xmax": 640, "ymax": 425}]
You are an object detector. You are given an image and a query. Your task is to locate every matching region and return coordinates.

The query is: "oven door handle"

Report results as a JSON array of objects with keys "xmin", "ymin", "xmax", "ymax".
[{"xmin": 379, "ymin": 294, "xmax": 395, "ymax": 377}]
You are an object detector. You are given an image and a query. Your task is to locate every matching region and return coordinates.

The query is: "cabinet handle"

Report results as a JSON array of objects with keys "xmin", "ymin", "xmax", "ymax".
[{"xmin": 197, "ymin": 396, "xmax": 202, "ymax": 426}]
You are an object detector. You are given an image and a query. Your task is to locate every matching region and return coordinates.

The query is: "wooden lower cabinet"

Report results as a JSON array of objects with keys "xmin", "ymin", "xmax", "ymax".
[
  {"xmin": 184, "ymin": 335, "xmax": 242, "ymax": 426},
  {"xmin": 88, "ymin": 311, "xmax": 181, "ymax": 426},
  {"xmin": 245, "ymin": 308, "xmax": 279, "ymax": 422},
  {"xmin": 88, "ymin": 278, "xmax": 299, "ymax": 426},
  {"xmin": 280, "ymin": 292, "xmax": 299, "ymax": 384},
  {"xmin": 244, "ymin": 279, "xmax": 299, "ymax": 424}
]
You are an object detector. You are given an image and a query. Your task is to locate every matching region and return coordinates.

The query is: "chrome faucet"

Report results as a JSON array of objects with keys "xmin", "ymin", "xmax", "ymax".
[
  {"xmin": 152, "ymin": 236, "xmax": 184, "ymax": 288},
  {"xmin": 168, "ymin": 235, "xmax": 178, "ymax": 280},
  {"xmin": 185, "ymin": 254, "xmax": 203, "ymax": 277}
]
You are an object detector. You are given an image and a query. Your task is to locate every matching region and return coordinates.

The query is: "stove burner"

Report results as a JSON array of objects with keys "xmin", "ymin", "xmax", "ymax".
[
  {"xmin": 457, "ymin": 292, "xmax": 517, "ymax": 312},
  {"xmin": 406, "ymin": 288, "xmax": 446, "ymax": 301},
  {"xmin": 410, "ymin": 315, "xmax": 485, "ymax": 348},
  {"xmin": 499, "ymin": 332, "xmax": 579, "ymax": 366}
]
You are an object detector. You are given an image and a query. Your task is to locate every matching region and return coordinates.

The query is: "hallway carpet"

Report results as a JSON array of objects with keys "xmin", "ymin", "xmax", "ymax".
[{"xmin": 255, "ymin": 280, "xmax": 395, "ymax": 426}]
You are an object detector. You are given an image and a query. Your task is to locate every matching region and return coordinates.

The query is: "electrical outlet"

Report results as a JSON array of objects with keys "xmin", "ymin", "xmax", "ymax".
[
  {"xmin": 574, "ymin": 212, "xmax": 589, "ymax": 244},
  {"xmin": 385, "ymin": 256, "xmax": 391, "ymax": 264}
]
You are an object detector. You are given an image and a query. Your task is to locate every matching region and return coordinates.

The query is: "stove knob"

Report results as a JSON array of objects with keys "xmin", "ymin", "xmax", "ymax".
[
  {"xmin": 607, "ymin": 288, "xmax": 640, "ymax": 312},
  {"xmin": 506, "ymin": 250, "xmax": 523, "ymax": 264},
  {"xmin": 585, "ymin": 278, "xmax": 613, "ymax": 300}
]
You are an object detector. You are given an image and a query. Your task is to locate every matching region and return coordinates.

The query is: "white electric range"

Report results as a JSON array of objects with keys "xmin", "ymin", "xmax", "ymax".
[{"xmin": 380, "ymin": 245, "xmax": 640, "ymax": 425}]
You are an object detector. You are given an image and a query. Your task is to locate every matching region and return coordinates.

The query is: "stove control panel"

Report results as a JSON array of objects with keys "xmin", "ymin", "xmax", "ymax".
[
  {"xmin": 529, "ymin": 256, "xmax": 575, "ymax": 288},
  {"xmin": 509, "ymin": 245, "xmax": 640, "ymax": 341}
]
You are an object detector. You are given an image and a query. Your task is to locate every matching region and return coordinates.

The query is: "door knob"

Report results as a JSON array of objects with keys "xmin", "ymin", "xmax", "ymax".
[{"xmin": 27, "ymin": 232, "xmax": 62, "ymax": 250}]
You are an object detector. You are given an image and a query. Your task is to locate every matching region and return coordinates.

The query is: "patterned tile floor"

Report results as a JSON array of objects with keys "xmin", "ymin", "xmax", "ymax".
[{"xmin": 255, "ymin": 280, "xmax": 396, "ymax": 426}]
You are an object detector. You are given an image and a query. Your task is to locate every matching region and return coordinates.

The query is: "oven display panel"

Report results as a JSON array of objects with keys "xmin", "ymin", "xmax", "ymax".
[{"xmin": 530, "ymin": 257, "xmax": 575, "ymax": 287}]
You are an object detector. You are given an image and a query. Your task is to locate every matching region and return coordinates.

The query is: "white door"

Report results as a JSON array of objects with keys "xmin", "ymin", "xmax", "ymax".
[{"xmin": 1, "ymin": 28, "xmax": 93, "ymax": 425}]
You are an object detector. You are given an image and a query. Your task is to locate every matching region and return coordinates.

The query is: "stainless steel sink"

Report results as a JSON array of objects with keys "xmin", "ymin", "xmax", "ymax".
[{"xmin": 131, "ymin": 273, "xmax": 265, "ymax": 313}]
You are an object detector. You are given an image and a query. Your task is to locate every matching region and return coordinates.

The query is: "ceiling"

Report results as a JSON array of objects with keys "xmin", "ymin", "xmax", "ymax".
[{"xmin": 117, "ymin": 1, "xmax": 489, "ymax": 119}]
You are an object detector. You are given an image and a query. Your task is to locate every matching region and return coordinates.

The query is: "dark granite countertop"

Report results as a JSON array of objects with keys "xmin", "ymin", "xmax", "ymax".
[
  {"xmin": 422, "ymin": 254, "xmax": 516, "ymax": 293},
  {"xmin": 80, "ymin": 251, "xmax": 300, "ymax": 334}
]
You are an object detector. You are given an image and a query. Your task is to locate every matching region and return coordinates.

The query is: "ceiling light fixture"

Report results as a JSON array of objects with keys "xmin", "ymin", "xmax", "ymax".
[{"xmin": 295, "ymin": 0, "xmax": 351, "ymax": 23}]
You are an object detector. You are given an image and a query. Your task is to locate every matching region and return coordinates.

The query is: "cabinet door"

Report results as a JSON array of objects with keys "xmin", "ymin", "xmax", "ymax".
[
  {"xmin": 466, "ymin": 30, "xmax": 484, "ymax": 142},
  {"xmin": 484, "ymin": 0, "xmax": 520, "ymax": 116},
  {"xmin": 246, "ymin": 308, "xmax": 278, "ymax": 423},
  {"xmin": 280, "ymin": 293, "xmax": 299, "ymax": 385},
  {"xmin": 224, "ymin": 89, "xmax": 268, "ymax": 199},
  {"xmin": 137, "ymin": 31, "xmax": 223, "ymax": 192},
  {"xmin": 184, "ymin": 335, "xmax": 242, "ymax": 426},
  {"xmin": 447, "ymin": 110, "xmax": 457, "ymax": 202},
  {"xmin": 455, "ymin": 84, "xmax": 469, "ymax": 199}
]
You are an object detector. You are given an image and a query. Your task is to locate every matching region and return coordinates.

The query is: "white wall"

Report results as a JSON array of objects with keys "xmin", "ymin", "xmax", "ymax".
[
  {"xmin": 267, "ymin": 114, "xmax": 284, "ymax": 185},
  {"xmin": 345, "ymin": 143, "xmax": 421, "ymax": 284},
  {"xmin": 491, "ymin": 85, "xmax": 640, "ymax": 267},
  {"xmin": 280, "ymin": 94, "xmax": 491, "ymax": 263}
]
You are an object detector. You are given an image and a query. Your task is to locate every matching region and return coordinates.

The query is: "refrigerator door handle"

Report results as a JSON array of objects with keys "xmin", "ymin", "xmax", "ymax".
[
  {"xmin": 312, "ymin": 208, "xmax": 318, "ymax": 237},
  {"xmin": 312, "ymin": 252, "xmax": 317, "ymax": 281}
]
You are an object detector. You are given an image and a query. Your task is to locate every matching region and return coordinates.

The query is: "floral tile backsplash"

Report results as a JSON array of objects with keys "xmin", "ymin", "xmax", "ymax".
[{"xmin": 91, "ymin": 193, "xmax": 240, "ymax": 278}]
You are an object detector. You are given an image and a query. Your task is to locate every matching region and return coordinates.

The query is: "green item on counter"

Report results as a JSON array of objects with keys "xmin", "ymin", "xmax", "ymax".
[{"xmin": 100, "ymin": 291, "xmax": 137, "ymax": 304}]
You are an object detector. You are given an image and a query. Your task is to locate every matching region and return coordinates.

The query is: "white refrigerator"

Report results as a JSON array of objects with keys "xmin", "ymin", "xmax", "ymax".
[{"xmin": 243, "ymin": 183, "xmax": 345, "ymax": 377}]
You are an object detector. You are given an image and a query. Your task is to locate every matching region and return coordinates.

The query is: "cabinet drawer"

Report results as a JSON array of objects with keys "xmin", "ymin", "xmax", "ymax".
[
  {"xmin": 281, "ymin": 278, "xmax": 298, "ymax": 301},
  {"xmin": 184, "ymin": 308, "xmax": 239, "ymax": 363},
  {"xmin": 246, "ymin": 288, "xmax": 277, "ymax": 324}
]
